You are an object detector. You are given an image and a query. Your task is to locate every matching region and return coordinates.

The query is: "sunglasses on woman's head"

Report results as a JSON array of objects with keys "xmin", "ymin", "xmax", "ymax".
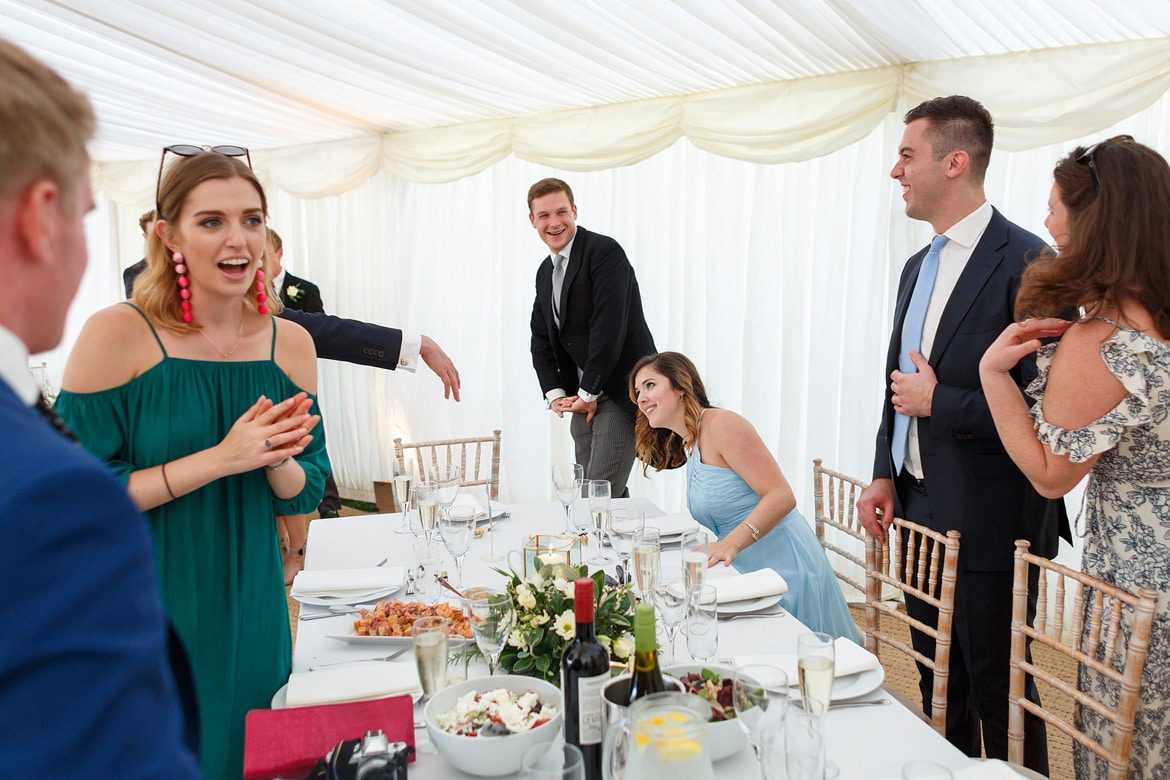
[
  {"xmin": 1076, "ymin": 134, "xmax": 1134, "ymax": 194},
  {"xmin": 155, "ymin": 144, "xmax": 252, "ymax": 216}
]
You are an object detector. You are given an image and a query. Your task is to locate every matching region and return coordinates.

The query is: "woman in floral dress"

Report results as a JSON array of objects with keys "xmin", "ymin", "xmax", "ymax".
[{"xmin": 979, "ymin": 137, "xmax": 1170, "ymax": 779}]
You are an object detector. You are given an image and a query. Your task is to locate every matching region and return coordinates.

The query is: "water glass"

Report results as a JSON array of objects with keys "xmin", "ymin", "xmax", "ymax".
[
  {"xmin": 439, "ymin": 505, "xmax": 475, "ymax": 588},
  {"xmin": 797, "ymin": 632, "xmax": 835, "ymax": 720},
  {"xmin": 520, "ymin": 742, "xmax": 586, "ymax": 780},
  {"xmin": 679, "ymin": 529, "xmax": 709, "ymax": 595},
  {"xmin": 430, "ymin": 464, "xmax": 462, "ymax": 519},
  {"xmin": 552, "ymin": 463, "xmax": 584, "ymax": 533},
  {"xmin": 468, "ymin": 589, "xmax": 515, "ymax": 676},
  {"xmin": 901, "ymin": 762, "xmax": 954, "ymax": 779},
  {"xmin": 585, "ymin": 479, "xmax": 612, "ymax": 565},
  {"xmin": 412, "ymin": 539, "xmax": 441, "ymax": 604},
  {"xmin": 609, "ymin": 509, "xmax": 644, "ymax": 585},
  {"xmin": 733, "ymin": 664, "xmax": 789, "ymax": 768},
  {"xmin": 412, "ymin": 616, "xmax": 449, "ymax": 701},
  {"xmin": 784, "ymin": 708, "xmax": 825, "ymax": 780},
  {"xmin": 392, "ymin": 457, "xmax": 416, "ymax": 534},
  {"xmin": 685, "ymin": 584, "xmax": 719, "ymax": 661},
  {"xmin": 632, "ymin": 527, "xmax": 661, "ymax": 602}
]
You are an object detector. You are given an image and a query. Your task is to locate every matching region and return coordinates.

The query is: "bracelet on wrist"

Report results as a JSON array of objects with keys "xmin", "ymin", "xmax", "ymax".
[
  {"xmin": 160, "ymin": 462, "xmax": 177, "ymax": 500},
  {"xmin": 741, "ymin": 520, "xmax": 761, "ymax": 542},
  {"xmin": 266, "ymin": 457, "xmax": 293, "ymax": 472}
]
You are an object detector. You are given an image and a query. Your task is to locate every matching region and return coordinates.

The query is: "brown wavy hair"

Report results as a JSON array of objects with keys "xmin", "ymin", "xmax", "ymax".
[
  {"xmin": 136, "ymin": 152, "xmax": 276, "ymax": 334},
  {"xmin": 628, "ymin": 352, "xmax": 712, "ymax": 475},
  {"xmin": 1016, "ymin": 138, "xmax": 1170, "ymax": 337}
]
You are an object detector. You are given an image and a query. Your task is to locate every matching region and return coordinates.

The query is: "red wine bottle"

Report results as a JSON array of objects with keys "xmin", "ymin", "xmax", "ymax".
[
  {"xmin": 561, "ymin": 577, "xmax": 610, "ymax": 780},
  {"xmin": 624, "ymin": 602, "xmax": 668, "ymax": 705}
]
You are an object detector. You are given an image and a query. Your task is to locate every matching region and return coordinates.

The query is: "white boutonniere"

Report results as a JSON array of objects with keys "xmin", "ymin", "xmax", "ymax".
[{"xmin": 286, "ymin": 284, "xmax": 303, "ymax": 302}]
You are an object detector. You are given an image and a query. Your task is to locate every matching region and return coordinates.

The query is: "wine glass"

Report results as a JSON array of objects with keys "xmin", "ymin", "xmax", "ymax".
[
  {"xmin": 480, "ymin": 480, "xmax": 504, "ymax": 563},
  {"xmin": 468, "ymin": 589, "xmax": 515, "ymax": 676},
  {"xmin": 733, "ymin": 664, "xmax": 789, "ymax": 773},
  {"xmin": 393, "ymin": 457, "xmax": 416, "ymax": 534},
  {"xmin": 609, "ymin": 509, "xmax": 644, "ymax": 585},
  {"xmin": 797, "ymin": 632, "xmax": 835, "ymax": 721},
  {"xmin": 430, "ymin": 464, "xmax": 462, "ymax": 520},
  {"xmin": 585, "ymin": 479, "xmax": 612, "ymax": 565},
  {"xmin": 552, "ymin": 463, "xmax": 584, "ymax": 534},
  {"xmin": 685, "ymin": 584, "xmax": 719, "ymax": 661},
  {"xmin": 651, "ymin": 574, "xmax": 687, "ymax": 664},
  {"xmin": 439, "ymin": 505, "xmax": 475, "ymax": 588},
  {"xmin": 632, "ymin": 527, "xmax": 661, "ymax": 602},
  {"xmin": 409, "ymin": 483, "xmax": 440, "ymax": 543}
]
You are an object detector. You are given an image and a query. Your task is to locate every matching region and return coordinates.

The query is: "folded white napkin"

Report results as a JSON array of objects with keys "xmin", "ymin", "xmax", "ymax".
[
  {"xmin": 729, "ymin": 638, "xmax": 879, "ymax": 687},
  {"xmin": 289, "ymin": 567, "xmax": 406, "ymax": 597},
  {"xmin": 451, "ymin": 493, "xmax": 486, "ymax": 517},
  {"xmin": 952, "ymin": 759, "xmax": 1026, "ymax": 779},
  {"xmin": 647, "ymin": 513, "xmax": 700, "ymax": 537},
  {"xmin": 285, "ymin": 664, "xmax": 420, "ymax": 708},
  {"xmin": 710, "ymin": 569, "xmax": 788, "ymax": 604}
]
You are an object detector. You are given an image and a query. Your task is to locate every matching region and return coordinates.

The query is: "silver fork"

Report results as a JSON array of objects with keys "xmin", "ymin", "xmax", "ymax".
[
  {"xmin": 718, "ymin": 609, "xmax": 786, "ymax": 622},
  {"xmin": 309, "ymin": 646, "xmax": 409, "ymax": 671}
]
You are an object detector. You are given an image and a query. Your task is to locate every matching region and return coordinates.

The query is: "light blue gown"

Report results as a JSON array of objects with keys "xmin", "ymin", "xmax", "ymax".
[{"xmin": 686, "ymin": 437, "xmax": 859, "ymax": 642}]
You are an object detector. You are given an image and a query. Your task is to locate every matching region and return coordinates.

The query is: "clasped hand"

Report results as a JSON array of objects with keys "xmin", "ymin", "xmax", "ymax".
[
  {"xmin": 551, "ymin": 395, "xmax": 597, "ymax": 422},
  {"xmin": 890, "ymin": 351, "xmax": 936, "ymax": 417},
  {"xmin": 219, "ymin": 392, "xmax": 320, "ymax": 474}
]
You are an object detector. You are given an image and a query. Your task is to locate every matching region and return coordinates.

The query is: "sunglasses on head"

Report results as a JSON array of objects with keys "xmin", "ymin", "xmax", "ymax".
[
  {"xmin": 155, "ymin": 144, "xmax": 253, "ymax": 216},
  {"xmin": 1076, "ymin": 135, "xmax": 1134, "ymax": 194}
]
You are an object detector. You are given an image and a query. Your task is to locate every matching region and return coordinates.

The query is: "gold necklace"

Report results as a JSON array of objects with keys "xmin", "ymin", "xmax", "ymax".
[{"xmin": 198, "ymin": 315, "xmax": 246, "ymax": 361}]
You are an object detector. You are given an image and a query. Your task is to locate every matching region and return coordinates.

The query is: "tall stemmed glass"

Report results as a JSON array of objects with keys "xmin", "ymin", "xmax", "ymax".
[
  {"xmin": 552, "ymin": 463, "xmax": 584, "ymax": 534},
  {"xmin": 409, "ymin": 483, "xmax": 440, "ymax": 543},
  {"xmin": 480, "ymin": 480, "xmax": 504, "ymax": 563},
  {"xmin": 733, "ymin": 664, "xmax": 789, "ymax": 777},
  {"xmin": 585, "ymin": 479, "xmax": 612, "ymax": 565},
  {"xmin": 651, "ymin": 574, "xmax": 687, "ymax": 664},
  {"xmin": 679, "ymin": 529, "xmax": 709, "ymax": 596},
  {"xmin": 609, "ymin": 509, "xmax": 644, "ymax": 585},
  {"xmin": 431, "ymin": 464, "xmax": 462, "ymax": 521},
  {"xmin": 468, "ymin": 589, "xmax": 516, "ymax": 676},
  {"xmin": 797, "ymin": 632, "xmax": 835, "ymax": 722},
  {"xmin": 393, "ymin": 457, "xmax": 416, "ymax": 534},
  {"xmin": 632, "ymin": 527, "xmax": 661, "ymax": 603},
  {"xmin": 440, "ymin": 506, "xmax": 476, "ymax": 589}
]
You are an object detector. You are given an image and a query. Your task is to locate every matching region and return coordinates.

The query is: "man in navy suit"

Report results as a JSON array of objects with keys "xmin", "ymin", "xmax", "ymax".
[
  {"xmin": 857, "ymin": 96, "xmax": 1068, "ymax": 772},
  {"xmin": 0, "ymin": 39, "xmax": 200, "ymax": 777},
  {"xmin": 528, "ymin": 178, "xmax": 656, "ymax": 497}
]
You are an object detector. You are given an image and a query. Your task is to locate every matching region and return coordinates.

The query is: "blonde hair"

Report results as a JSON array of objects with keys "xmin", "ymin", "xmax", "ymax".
[
  {"xmin": 0, "ymin": 39, "xmax": 94, "ymax": 207},
  {"xmin": 137, "ymin": 153, "xmax": 276, "ymax": 333}
]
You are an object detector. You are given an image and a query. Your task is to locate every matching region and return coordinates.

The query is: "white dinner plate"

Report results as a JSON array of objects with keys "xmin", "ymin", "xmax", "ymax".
[
  {"xmin": 294, "ymin": 583, "xmax": 405, "ymax": 607},
  {"xmin": 326, "ymin": 632, "xmax": 471, "ymax": 647},
  {"xmin": 271, "ymin": 683, "xmax": 289, "ymax": 709},
  {"xmin": 789, "ymin": 664, "xmax": 886, "ymax": 703},
  {"xmin": 716, "ymin": 593, "xmax": 785, "ymax": 615}
]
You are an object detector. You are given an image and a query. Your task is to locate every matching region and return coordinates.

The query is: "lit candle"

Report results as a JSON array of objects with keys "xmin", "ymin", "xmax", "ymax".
[{"xmin": 538, "ymin": 545, "xmax": 568, "ymax": 567}]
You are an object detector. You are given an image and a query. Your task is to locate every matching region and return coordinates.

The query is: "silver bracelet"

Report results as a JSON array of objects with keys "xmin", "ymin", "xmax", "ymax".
[
  {"xmin": 265, "ymin": 457, "xmax": 293, "ymax": 472},
  {"xmin": 741, "ymin": 520, "xmax": 761, "ymax": 542}
]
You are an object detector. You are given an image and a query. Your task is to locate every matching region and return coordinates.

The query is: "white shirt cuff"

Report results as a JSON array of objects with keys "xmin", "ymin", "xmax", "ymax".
[
  {"xmin": 545, "ymin": 388, "xmax": 568, "ymax": 408},
  {"xmin": 398, "ymin": 331, "xmax": 421, "ymax": 372},
  {"xmin": 577, "ymin": 388, "xmax": 599, "ymax": 403}
]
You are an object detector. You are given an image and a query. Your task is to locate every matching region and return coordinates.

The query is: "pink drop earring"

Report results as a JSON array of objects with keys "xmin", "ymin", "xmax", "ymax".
[
  {"xmin": 173, "ymin": 252, "xmax": 193, "ymax": 323},
  {"xmin": 255, "ymin": 268, "xmax": 269, "ymax": 315}
]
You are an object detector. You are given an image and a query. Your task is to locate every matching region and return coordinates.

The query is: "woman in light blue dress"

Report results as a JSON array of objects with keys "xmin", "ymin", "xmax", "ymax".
[{"xmin": 630, "ymin": 352, "xmax": 858, "ymax": 641}]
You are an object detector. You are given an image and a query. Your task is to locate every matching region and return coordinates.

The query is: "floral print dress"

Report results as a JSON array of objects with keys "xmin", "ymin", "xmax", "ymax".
[{"xmin": 1028, "ymin": 319, "xmax": 1170, "ymax": 780}]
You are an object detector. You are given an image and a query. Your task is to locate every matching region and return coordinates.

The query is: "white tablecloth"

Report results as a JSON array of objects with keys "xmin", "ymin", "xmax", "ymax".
[{"xmin": 295, "ymin": 499, "xmax": 971, "ymax": 779}]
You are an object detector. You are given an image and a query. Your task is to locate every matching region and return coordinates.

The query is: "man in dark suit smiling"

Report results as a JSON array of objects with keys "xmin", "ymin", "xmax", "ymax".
[
  {"xmin": 528, "ymin": 178, "xmax": 656, "ymax": 497},
  {"xmin": 856, "ymin": 96, "xmax": 1068, "ymax": 773}
]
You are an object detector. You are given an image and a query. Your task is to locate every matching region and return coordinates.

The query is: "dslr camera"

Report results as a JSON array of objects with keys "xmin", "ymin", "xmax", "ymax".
[{"xmin": 302, "ymin": 730, "xmax": 413, "ymax": 780}]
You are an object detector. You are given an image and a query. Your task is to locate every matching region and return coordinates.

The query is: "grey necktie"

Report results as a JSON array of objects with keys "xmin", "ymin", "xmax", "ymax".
[{"xmin": 551, "ymin": 254, "xmax": 565, "ymax": 326}]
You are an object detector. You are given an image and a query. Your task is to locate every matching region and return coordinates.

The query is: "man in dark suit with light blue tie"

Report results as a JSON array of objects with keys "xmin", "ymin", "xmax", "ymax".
[
  {"xmin": 857, "ymin": 96, "xmax": 1068, "ymax": 773},
  {"xmin": 0, "ymin": 38, "xmax": 200, "ymax": 777}
]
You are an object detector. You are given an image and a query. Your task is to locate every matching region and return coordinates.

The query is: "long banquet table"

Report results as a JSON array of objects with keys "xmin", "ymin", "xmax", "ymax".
[{"xmin": 295, "ymin": 498, "xmax": 973, "ymax": 779}]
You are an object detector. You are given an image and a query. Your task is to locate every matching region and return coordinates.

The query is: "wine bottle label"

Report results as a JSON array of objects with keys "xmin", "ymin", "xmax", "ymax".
[{"xmin": 576, "ymin": 671, "xmax": 608, "ymax": 745}]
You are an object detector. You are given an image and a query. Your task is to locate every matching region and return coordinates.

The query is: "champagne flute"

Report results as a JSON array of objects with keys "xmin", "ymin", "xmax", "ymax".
[
  {"xmin": 468, "ymin": 589, "xmax": 515, "ymax": 676},
  {"xmin": 797, "ymin": 632, "xmax": 835, "ymax": 721},
  {"xmin": 552, "ymin": 463, "xmax": 584, "ymax": 534},
  {"xmin": 651, "ymin": 574, "xmax": 687, "ymax": 664},
  {"xmin": 609, "ymin": 509, "xmax": 644, "ymax": 585},
  {"xmin": 480, "ymin": 480, "xmax": 504, "ymax": 563},
  {"xmin": 632, "ymin": 527, "xmax": 661, "ymax": 602},
  {"xmin": 679, "ymin": 529, "xmax": 709, "ymax": 596},
  {"xmin": 431, "ymin": 464, "xmax": 462, "ymax": 521},
  {"xmin": 409, "ymin": 483, "xmax": 440, "ymax": 543},
  {"xmin": 733, "ymin": 664, "xmax": 789, "ymax": 773},
  {"xmin": 685, "ymin": 584, "xmax": 719, "ymax": 662},
  {"xmin": 412, "ymin": 616, "xmax": 449, "ymax": 702},
  {"xmin": 393, "ymin": 457, "xmax": 416, "ymax": 534},
  {"xmin": 439, "ymin": 505, "xmax": 475, "ymax": 588},
  {"xmin": 585, "ymin": 479, "xmax": 612, "ymax": 565}
]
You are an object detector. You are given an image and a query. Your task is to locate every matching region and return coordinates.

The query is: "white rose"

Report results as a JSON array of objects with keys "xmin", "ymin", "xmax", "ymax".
[
  {"xmin": 516, "ymin": 584, "xmax": 537, "ymax": 611},
  {"xmin": 612, "ymin": 632, "xmax": 635, "ymax": 660},
  {"xmin": 531, "ymin": 612, "xmax": 551, "ymax": 626},
  {"xmin": 508, "ymin": 628, "xmax": 527, "ymax": 649}
]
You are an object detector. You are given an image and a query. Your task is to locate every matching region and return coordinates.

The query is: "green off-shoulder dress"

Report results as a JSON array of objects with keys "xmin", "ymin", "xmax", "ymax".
[{"xmin": 57, "ymin": 308, "xmax": 330, "ymax": 780}]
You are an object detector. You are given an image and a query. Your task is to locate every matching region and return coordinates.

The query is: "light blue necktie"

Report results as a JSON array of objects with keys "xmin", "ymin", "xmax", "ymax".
[{"xmin": 890, "ymin": 234, "xmax": 949, "ymax": 474}]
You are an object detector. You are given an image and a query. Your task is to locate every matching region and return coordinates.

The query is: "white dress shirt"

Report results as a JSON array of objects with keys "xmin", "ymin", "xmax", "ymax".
[{"xmin": 0, "ymin": 325, "xmax": 39, "ymax": 405}]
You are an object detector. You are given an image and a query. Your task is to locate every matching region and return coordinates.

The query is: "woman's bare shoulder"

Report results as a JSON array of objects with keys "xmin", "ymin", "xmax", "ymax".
[
  {"xmin": 61, "ymin": 304, "xmax": 161, "ymax": 392},
  {"xmin": 273, "ymin": 316, "xmax": 318, "ymax": 393}
]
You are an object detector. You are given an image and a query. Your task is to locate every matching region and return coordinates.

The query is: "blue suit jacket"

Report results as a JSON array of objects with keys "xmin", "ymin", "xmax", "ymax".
[
  {"xmin": 871, "ymin": 208, "xmax": 1070, "ymax": 570},
  {"xmin": 0, "ymin": 380, "xmax": 200, "ymax": 777}
]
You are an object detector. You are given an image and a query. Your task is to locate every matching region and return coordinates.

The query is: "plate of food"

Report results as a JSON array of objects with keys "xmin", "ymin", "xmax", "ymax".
[
  {"xmin": 663, "ymin": 663, "xmax": 750, "ymax": 761},
  {"xmin": 326, "ymin": 599, "xmax": 473, "ymax": 645}
]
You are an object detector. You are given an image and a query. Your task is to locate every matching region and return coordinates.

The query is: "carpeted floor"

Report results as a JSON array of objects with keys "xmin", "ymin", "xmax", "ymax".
[
  {"xmin": 286, "ymin": 510, "xmax": 1077, "ymax": 779},
  {"xmin": 849, "ymin": 604, "xmax": 1076, "ymax": 779}
]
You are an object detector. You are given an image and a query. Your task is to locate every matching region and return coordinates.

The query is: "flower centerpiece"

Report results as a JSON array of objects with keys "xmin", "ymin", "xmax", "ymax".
[{"xmin": 491, "ymin": 564, "xmax": 636, "ymax": 684}]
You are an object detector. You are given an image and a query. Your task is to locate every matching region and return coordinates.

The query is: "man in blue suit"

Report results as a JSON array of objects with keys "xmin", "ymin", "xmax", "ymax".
[
  {"xmin": 857, "ymin": 96, "xmax": 1068, "ymax": 773},
  {"xmin": 0, "ymin": 39, "xmax": 200, "ymax": 777}
]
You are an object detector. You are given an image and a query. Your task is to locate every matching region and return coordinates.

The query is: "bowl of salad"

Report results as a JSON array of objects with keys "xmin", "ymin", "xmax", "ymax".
[
  {"xmin": 664, "ymin": 663, "xmax": 749, "ymax": 762},
  {"xmin": 423, "ymin": 675, "xmax": 562, "ymax": 776}
]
